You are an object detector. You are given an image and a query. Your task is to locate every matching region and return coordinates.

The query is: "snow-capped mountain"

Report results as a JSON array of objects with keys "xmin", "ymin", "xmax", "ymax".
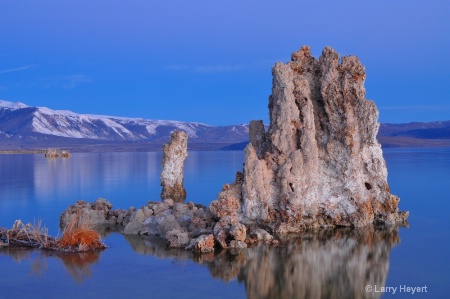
[
  {"xmin": 0, "ymin": 100, "xmax": 250, "ymax": 145},
  {"xmin": 3, "ymin": 100, "xmax": 449, "ymax": 150}
]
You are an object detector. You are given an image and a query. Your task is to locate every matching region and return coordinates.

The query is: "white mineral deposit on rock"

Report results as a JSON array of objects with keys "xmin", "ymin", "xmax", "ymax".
[
  {"xmin": 160, "ymin": 130, "xmax": 188, "ymax": 203},
  {"xmin": 211, "ymin": 45, "xmax": 408, "ymax": 234}
]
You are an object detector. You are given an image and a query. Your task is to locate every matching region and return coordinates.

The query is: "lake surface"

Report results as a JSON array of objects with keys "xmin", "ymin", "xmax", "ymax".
[{"xmin": 0, "ymin": 149, "xmax": 449, "ymax": 298}]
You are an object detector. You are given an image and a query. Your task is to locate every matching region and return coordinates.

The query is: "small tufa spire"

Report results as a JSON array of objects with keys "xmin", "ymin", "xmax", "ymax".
[{"xmin": 160, "ymin": 130, "xmax": 188, "ymax": 203}]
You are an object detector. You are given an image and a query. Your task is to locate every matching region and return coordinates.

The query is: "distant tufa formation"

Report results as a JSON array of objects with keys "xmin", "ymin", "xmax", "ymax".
[
  {"xmin": 210, "ymin": 45, "xmax": 408, "ymax": 235},
  {"xmin": 44, "ymin": 148, "xmax": 71, "ymax": 158},
  {"xmin": 160, "ymin": 130, "xmax": 188, "ymax": 203}
]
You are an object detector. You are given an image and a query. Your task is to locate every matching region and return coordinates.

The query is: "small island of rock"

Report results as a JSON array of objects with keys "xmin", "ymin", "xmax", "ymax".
[{"xmin": 60, "ymin": 45, "xmax": 409, "ymax": 252}]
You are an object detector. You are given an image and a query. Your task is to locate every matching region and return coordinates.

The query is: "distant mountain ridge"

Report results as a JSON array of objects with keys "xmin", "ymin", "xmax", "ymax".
[
  {"xmin": 378, "ymin": 121, "xmax": 450, "ymax": 148},
  {"xmin": 0, "ymin": 100, "xmax": 249, "ymax": 150},
  {"xmin": 379, "ymin": 121, "xmax": 450, "ymax": 139},
  {"xmin": 1, "ymin": 100, "xmax": 449, "ymax": 151}
]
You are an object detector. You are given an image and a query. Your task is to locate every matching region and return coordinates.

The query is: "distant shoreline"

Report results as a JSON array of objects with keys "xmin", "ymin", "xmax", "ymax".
[
  {"xmin": 1, "ymin": 139, "xmax": 450, "ymax": 155},
  {"xmin": 0, "ymin": 150, "xmax": 47, "ymax": 155},
  {"xmin": 0, "ymin": 142, "xmax": 241, "ymax": 154}
]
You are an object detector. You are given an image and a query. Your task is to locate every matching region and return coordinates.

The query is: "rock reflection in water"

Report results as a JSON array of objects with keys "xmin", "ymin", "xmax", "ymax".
[
  {"xmin": 124, "ymin": 234, "xmax": 195, "ymax": 260},
  {"xmin": 125, "ymin": 226, "xmax": 400, "ymax": 299},
  {"xmin": 0, "ymin": 225, "xmax": 399, "ymax": 296},
  {"xmin": 0, "ymin": 247, "xmax": 34, "ymax": 263},
  {"xmin": 0, "ymin": 248, "xmax": 101, "ymax": 284},
  {"xmin": 49, "ymin": 251, "xmax": 101, "ymax": 283},
  {"xmin": 236, "ymin": 227, "xmax": 398, "ymax": 299}
]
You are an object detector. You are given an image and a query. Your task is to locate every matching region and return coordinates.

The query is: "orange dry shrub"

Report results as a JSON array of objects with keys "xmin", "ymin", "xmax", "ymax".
[
  {"xmin": 57, "ymin": 215, "xmax": 106, "ymax": 252},
  {"xmin": 58, "ymin": 229, "xmax": 105, "ymax": 252}
]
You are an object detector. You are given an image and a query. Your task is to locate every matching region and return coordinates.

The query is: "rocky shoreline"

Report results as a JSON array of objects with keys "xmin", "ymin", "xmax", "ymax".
[{"xmin": 60, "ymin": 197, "xmax": 278, "ymax": 253}]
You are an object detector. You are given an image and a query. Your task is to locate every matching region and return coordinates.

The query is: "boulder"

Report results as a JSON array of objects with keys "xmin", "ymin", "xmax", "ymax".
[
  {"xmin": 229, "ymin": 222, "xmax": 247, "ymax": 242},
  {"xmin": 215, "ymin": 229, "xmax": 228, "ymax": 249},
  {"xmin": 173, "ymin": 203, "xmax": 194, "ymax": 228},
  {"xmin": 187, "ymin": 234, "xmax": 215, "ymax": 253},
  {"xmin": 166, "ymin": 229, "xmax": 190, "ymax": 248},
  {"xmin": 209, "ymin": 172, "xmax": 243, "ymax": 219},
  {"xmin": 123, "ymin": 208, "xmax": 146, "ymax": 235},
  {"xmin": 60, "ymin": 198, "xmax": 116, "ymax": 230},
  {"xmin": 229, "ymin": 240, "xmax": 247, "ymax": 249},
  {"xmin": 142, "ymin": 206, "xmax": 154, "ymax": 218},
  {"xmin": 142, "ymin": 215, "xmax": 182, "ymax": 238},
  {"xmin": 250, "ymin": 228, "xmax": 273, "ymax": 242}
]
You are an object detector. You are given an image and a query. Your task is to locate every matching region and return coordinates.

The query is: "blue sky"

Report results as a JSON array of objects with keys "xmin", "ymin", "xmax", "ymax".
[{"xmin": 1, "ymin": 1, "xmax": 449, "ymax": 125}]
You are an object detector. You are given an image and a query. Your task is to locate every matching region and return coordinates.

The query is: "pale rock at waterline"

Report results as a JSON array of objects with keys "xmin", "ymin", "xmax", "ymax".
[
  {"xmin": 166, "ymin": 229, "xmax": 190, "ymax": 248},
  {"xmin": 212, "ymin": 45, "xmax": 409, "ymax": 233},
  {"xmin": 186, "ymin": 234, "xmax": 215, "ymax": 253},
  {"xmin": 229, "ymin": 222, "xmax": 247, "ymax": 242},
  {"xmin": 229, "ymin": 240, "xmax": 247, "ymax": 249},
  {"xmin": 250, "ymin": 228, "xmax": 274, "ymax": 242}
]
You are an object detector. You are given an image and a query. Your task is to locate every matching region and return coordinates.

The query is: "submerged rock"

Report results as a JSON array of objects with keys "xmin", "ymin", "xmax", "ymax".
[
  {"xmin": 160, "ymin": 130, "xmax": 188, "ymax": 203},
  {"xmin": 211, "ymin": 45, "xmax": 408, "ymax": 233}
]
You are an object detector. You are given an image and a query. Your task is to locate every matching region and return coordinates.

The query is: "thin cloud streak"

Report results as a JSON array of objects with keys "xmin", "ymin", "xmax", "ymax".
[
  {"xmin": 62, "ymin": 74, "xmax": 92, "ymax": 89},
  {"xmin": 165, "ymin": 65, "xmax": 190, "ymax": 71},
  {"xmin": 0, "ymin": 64, "xmax": 37, "ymax": 74},
  {"xmin": 193, "ymin": 64, "xmax": 244, "ymax": 73},
  {"xmin": 165, "ymin": 63, "xmax": 244, "ymax": 73}
]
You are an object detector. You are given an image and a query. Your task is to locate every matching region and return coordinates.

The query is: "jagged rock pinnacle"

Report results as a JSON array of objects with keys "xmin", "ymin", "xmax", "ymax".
[{"xmin": 211, "ymin": 45, "xmax": 408, "ymax": 234}]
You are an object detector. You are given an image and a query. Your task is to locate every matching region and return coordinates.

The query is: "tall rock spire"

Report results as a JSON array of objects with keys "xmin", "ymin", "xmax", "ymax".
[{"xmin": 160, "ymin": 130, "xmax": 188, "ymax": 203}]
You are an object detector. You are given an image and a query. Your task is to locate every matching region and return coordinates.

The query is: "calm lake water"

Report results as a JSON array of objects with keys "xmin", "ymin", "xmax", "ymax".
[{"xmin": 0, "ymin": 149, "xmax": 449, "ymax": 298}]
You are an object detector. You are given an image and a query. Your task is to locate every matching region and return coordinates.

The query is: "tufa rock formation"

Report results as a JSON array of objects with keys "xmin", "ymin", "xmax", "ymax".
[
  {"xmin": 160, "ymin": 130, "xmax": 188, "ymax": 203},
  {"xmin": 210, "ymin": 46, "xmax": 408, "ymax": 234},
  {"xmin": 45, "ymin": 148, "xmax": 71, "ymax": 158},
  {"xmin": 60, "ymin": 45, "xmax": 408, "ymax": 253}
]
